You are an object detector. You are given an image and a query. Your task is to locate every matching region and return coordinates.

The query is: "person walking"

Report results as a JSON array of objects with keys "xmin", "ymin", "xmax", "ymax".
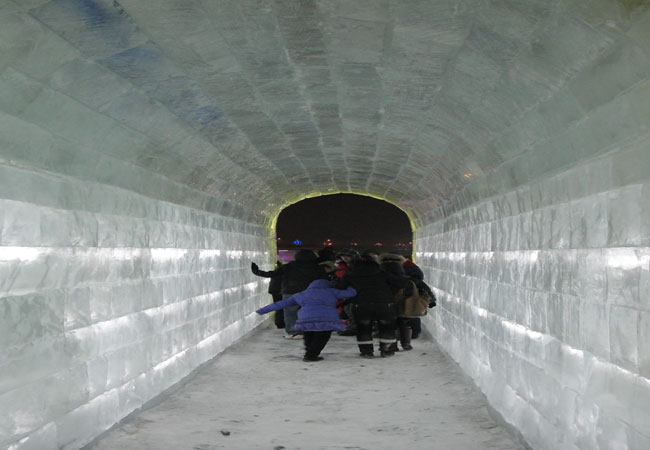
[
  {"xmin": 333, "ymin": 248, "xmax": 360, "ymax": 336},
  {"xmin": 256, "ymin": 280, "xmax": 357, "ymax": 361},
  {"xmin": 379, "ymin": 253, "xmax": 413, "ymax": 351},
  {"xmin": 251, "ymin": 249, "xmax": 326, "ymax": 339},
  {"xmin": 402, "ymin": 257, "xmax": 435, "ymax": 339},
  {"xmin": 268, "ymin": 261, "xmax": 285, "ymax": 329},
  {"xmin": 336, "ymin": 257, "xmax": 400, "ymax": 358}
]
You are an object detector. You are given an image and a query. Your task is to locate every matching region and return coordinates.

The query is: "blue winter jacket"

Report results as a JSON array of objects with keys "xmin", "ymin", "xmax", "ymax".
[{"xmin": 256, "ymin": 279, "xmax": 357, "ymax": 331}]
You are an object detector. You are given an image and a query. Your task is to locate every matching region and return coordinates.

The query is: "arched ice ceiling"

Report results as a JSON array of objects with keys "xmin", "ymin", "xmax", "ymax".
[{"xmin": 1, "ymin": 0, "xmax": 646, "ymax": 225}]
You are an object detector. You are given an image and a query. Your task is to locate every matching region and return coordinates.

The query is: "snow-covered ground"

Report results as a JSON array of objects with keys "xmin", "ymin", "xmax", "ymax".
[{"xmin": 88, "ymin": 322, "xmax": 526, "ymax": 450}]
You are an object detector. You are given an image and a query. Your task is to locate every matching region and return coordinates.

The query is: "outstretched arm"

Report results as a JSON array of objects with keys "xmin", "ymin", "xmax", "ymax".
[
  {"xmin": 251, "ymin": 262, "xmax": 282, "ymax": 278},
  {"xmin": 333, "ymin": 286, "xmax": 357, "ymax": 299},
  {"xmin": 256, "ymin": 296, "xmax": 298, "ymax": 314}
]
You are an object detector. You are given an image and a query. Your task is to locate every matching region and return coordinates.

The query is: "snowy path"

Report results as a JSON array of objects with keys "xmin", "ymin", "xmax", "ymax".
[{"xmin": 88, "ymin": 323, "xmax": 526, "ymax": 450}]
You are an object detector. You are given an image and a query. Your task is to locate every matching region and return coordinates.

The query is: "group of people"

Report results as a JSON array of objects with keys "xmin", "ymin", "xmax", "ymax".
[{"xmin": 251, "ymin": 248, "xmax": 436, "ymax": 362}]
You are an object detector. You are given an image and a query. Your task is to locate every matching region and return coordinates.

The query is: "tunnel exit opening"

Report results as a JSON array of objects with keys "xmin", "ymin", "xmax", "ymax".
[{"xmin": 272, "ymin": 193, "xmax": 414, "ymax": 261}]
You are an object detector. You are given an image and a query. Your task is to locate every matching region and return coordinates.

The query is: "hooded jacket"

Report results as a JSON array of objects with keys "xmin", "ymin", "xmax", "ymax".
[{"xmin": 256, "ymin": 280, "xmax": 357, "ymax": 331}]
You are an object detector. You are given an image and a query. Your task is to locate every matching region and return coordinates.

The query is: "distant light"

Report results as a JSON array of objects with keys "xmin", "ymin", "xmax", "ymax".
[
  {"xmin": 463, "ymin": 173, "xmax": 473, "ymax": 179},
  {"xmin": 375, "ymin": 242, "xmax": 383, "ymax": 246},
  {"xmin": 292, "ymin": 240, "xmax": 302, "ymax": 245}
]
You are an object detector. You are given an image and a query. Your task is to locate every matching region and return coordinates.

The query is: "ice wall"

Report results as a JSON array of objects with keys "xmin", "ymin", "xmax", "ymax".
[
  {"xmin": 416, "ymin": 16, "xmax": 650, "ymax": 450},
  {"xmin": 2, "ymin": 1, "xmax": 650, "ymax": 449},
  {"xmin": 0, "ymin": 159, "xmax": 276, "ymax": 450},
  {"xmin": 0, "ymin": 6, "xmax": 273, "ymax": 449},
  {"xmin": 0, "ymin": 161, "xmax": 272, "ymax": 450}
]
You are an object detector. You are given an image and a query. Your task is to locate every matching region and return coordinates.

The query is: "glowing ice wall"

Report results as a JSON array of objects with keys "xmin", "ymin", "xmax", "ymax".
[
  {"xmin": 3, "ymin": 0, "xmax": 650, "ymax": 449},
  {"xmin": 0, "ymin": 160, "xmax": 271, "ymax": 450},
  {"xmin": 0, "ymin": 6, "xmax": 272, "ymax": 448},
  {"xmin": 416, "ymin": 21, "xmax": 650, "ymax": 450},
  {"xmin": 0, "ymin": 159, "xmax": 271, "ymax": 450}
]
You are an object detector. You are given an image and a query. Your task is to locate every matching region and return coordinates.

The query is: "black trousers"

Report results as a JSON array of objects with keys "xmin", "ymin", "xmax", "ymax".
[
  {"xmin": 271, "ymin": 293, "xmax": 285, "ymax": 329},
  {"xmin": 409, "ymin": 318, "xmax": 421, "ymax": 337},
  {"xmin": 353, "ymin": 303, "xmax": 397, "ymax": 345},
  {"xmin": 303, "ymin": 331, "xmax": 332, "ymax": 358}
]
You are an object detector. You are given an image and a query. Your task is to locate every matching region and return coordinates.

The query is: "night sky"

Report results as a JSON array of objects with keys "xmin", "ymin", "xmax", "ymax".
[{"xmin": 276, "ymin": 194, "xmax": 412, "ymax": 252}]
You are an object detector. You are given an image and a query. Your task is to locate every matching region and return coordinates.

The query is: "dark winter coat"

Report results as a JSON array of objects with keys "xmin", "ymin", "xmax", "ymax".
[
  {"xmin": 256, "ymin": 280, "xmax": 357, "ymax": 331},
  {"xmin": 268, "ymin": 261, "xmax": 283, "ymax": 295},
  {"xmin": 253, "ymin": 250, "xmax": 326, "ymax": 295},
  {"xmin": 336, "ymin": 259, "xmax": 398, "ymax": 305},
  {"xmin": 399, "ymin": 260, "xmax": 435, "ymax": 307},
  {"xmin": 379, "ymin": 261, "xmax": 410, "ymax": 295}
]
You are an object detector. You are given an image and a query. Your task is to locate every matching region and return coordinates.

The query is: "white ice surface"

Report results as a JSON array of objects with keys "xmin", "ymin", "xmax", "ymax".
[
  {"xmin": 2, "ymin": 1, "xmax": 650, "ymax": 449},
  {"xmin": 416, "ymin": 149, "xmax": 650, "ymax": 450},
  {"xmin": 87, "ymin": 322, "xmax": 525, "ymax": 450}
]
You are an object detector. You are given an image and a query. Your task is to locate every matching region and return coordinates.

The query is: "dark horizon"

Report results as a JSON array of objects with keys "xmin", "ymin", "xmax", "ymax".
[{"xmin": 275, "ymin": 193, "xmax": 412, "ymax": 254}]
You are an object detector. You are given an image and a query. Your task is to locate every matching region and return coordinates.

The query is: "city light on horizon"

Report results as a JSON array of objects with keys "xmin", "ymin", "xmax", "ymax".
[{"xmin": 275, "ymin": 194, "xmax": 412, "ymax": 254}]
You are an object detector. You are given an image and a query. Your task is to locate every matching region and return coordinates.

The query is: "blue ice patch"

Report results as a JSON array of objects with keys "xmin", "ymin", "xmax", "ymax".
[
  {"xmin": 189, "ymin": 106, "xmax": 222, "ymax": 125},
  {"xmin": 102, "ymin": 44, "xmax": 166, "ymax": 81}
]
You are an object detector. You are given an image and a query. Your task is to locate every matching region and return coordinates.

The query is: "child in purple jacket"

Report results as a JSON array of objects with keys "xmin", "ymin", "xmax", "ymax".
[{"xmin": 256, "ymin": 279, "xmax": 357, "ymax": 361}]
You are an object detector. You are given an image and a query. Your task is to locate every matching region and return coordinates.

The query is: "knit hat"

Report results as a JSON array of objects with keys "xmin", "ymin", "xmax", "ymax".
[
  {"xmin": 336, "ymin": 248, "xmax": 360, "ymax": 260},
  {"xmin": 378, "ymin": 253, "xmax": 406, "ymax": 264}
]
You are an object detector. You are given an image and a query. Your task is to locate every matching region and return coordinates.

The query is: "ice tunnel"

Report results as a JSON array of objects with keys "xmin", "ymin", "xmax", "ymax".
[{"xmin": 1, "ymin": 1, "xmax": 650, "ymax": 449}]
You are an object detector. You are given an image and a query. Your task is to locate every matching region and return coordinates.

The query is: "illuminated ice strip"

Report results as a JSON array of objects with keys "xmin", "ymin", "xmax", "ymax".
[
  {"xmin": 0, "ymin": 313, "xmax": 262, "ymax": 448},
  {"xmin": 435, "ymin": 314, "xmax": 561, "ymax": 450},
  {"xmin": 0, "ymin": 247, "xmax": 265, "ymax": 267},
  {"xmin": 65, "ymin": 286, "xmax": 268, "ymax": 359},
  {"xmin": 432, "ymin": 287, "xmax": 650, "ymax": 448},
  {"xmin": 416, "ymin": 248, "xmax": 647, "ymax": 310},
  {"xmin": 198, "ymin": 249, "xmax": 221, "ymax": 258},
  {"xmin": 1, "ymin": 294, "xmax": 260, "ymax": 397},
  {"xmin": 0, "ymin": 246, "xmax": 265, "ymax": 298},
  {"xmin": 149, "ymin": 248, "xmax": 188, "ymax": 261},
  {"xmin": 0, "ymin": 247, "xmax": 41, "ymax": 262},
  {"xmin": 4, "ymin": 311, "xmax": 266, "ymax": 450}
]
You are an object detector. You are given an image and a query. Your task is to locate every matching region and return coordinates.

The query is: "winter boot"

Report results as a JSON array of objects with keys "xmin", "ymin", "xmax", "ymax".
[
  {"xmin": 399, "ymin": 324, "xmax": 413, "ymax": 351},
  {"xmin": 358, "ymin": 343, "xmax": 374, "ymax": 358},
  {"xmin": 338, "ymin": 329, "xmax": 357, "ymax": 336},
  {"xmin": 389, "ymin": 329, "xmax": 399, "ymax": 352},
  {"xmin": 379, "ymin": 342, "xmax": 395, "ymax": 357}
]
